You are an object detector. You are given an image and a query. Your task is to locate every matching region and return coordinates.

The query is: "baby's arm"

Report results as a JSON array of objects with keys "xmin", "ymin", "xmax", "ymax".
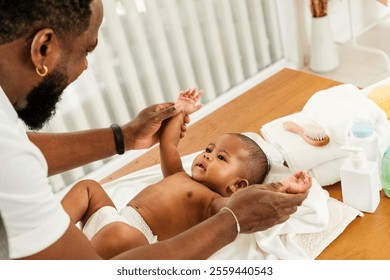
[
  {"xmin": 210, "ymin": 171, "xmax": 311, "ymax": 214},
  {"xmin": 278, "ymin": 170, "xmax": 312, "ymax": 194},
  {"xmin": 160, "ymin": 88, "xmax": 203, "ymax": 177}
]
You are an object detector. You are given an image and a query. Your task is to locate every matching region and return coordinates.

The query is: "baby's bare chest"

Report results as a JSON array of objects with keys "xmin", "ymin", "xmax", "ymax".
[{"xmin": 129, "ymin": 174, "xmax": 218, "ymax": 212}]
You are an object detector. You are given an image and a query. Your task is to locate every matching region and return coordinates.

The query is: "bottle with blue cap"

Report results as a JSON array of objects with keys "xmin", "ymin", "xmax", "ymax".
[{"xmin": 349, "ymin": 120, "xmax": 379, "ymax": 163}]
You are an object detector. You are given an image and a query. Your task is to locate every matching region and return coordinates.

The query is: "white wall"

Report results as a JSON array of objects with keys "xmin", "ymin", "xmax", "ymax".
[
  {"xmin": 296, "ymin": 0, "xmax": 390, "ymax": 64},
  {"xmin": 276, "ymin": 0, "xmax": 306, "ymax": 68},
  {"xmin": 329, "ymin": 0, "xmax": 390, "ymax": 42}
]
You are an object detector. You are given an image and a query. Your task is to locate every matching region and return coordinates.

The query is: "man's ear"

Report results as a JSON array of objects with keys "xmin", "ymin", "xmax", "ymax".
[
  {"xmin": 30, "ymin": 28, "xmax": 60, "ymax": 76},
  {"xmin": 227, "ymin": 178, "xmax": 249, "ymax": 193}
]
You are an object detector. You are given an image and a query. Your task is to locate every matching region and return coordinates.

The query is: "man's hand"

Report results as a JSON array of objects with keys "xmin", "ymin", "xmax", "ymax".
[
  {"xmin": 121, "ymin": 88, "xmax": 204, "ymax": 151},
  {"xmin": 224, "ymin": 183, "xmax": 309, "ymax": 233},
  {"xmin": 122, "ymin": 103, "xmax": 187, "ymax": 150}
]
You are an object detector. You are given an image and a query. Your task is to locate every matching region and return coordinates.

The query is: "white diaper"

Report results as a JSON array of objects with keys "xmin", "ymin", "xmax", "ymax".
[
  {"xmin": 82, "ymin": 206, "xmax": 128, "ymax": 240},
  {"xmin": 120, "ymin": 206, "xmax": 158, "ymax": 244},
  {"xmin": 82, "ymin": 205, "xmax": 158, "ymax": 244}
]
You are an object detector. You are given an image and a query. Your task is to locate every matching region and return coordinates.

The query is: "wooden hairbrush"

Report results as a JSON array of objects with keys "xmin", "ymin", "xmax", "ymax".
[{"xmin": 283, "ymin": 121, "xmax": 330, "ymax": 147}]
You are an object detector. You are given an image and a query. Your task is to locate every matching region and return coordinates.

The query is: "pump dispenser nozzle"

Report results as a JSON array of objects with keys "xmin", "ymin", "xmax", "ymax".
[{"xmin": 341, "ymin": 146, "xmax": 367, "ymax": 169}]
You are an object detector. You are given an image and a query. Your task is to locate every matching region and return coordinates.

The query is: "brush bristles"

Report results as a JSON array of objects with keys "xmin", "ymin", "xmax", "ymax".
[{"xmin": 303, "ymin": 123, "xmax": 327, "ymax": 141}]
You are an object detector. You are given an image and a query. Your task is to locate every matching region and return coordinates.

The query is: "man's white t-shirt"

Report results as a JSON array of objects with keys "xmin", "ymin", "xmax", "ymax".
[{"xmin": 0, "ymin": 87, "xmax": 70, "ymax": 259}]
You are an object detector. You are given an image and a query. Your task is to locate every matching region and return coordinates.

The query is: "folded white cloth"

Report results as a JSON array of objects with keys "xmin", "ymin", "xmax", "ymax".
[
  {"xmin": 310, "ymin": 158, "xmax": 346, "ymax": 187},
  {"xmin": 252, "ymin": 177, "xmax": 330, "ymax": 260},
  {"xmin": 261, "ymin": 113, "xmax": 347, "ymax": 186},
  {"xmin": 209, "ymin": 195, "xmax": 362, "ymax": 260},
  {"xmin": 302, "ymin": 84, "xmax": 390, "ymax": 153},
  {"xmin": 96, "ymin": 132, "xmax": 361, "ymax": 260},
  {"xmin": 261, "ymin": 84, "xmax": 390, "ymax": 186},
  {"xmin": 294, "ymin": 197, "xmax": 363, "ymax": 259}
]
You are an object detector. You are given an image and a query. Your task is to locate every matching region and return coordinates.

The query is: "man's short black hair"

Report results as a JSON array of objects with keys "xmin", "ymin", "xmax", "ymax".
[{"xmin": 0, "ymin": 0, "xmax": 94, "ymax": 44}]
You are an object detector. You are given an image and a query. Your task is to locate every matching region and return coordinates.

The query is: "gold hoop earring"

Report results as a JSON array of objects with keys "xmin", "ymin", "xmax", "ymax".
[{"xmin": 36, "ymin": 65, "xmax": 48, "ymax": 77}]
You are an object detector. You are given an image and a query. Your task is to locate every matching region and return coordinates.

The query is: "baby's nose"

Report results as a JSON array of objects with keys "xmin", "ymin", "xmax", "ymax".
[{"xmin": 204, "ymin": 154, "xmax": 213, "ymax": 161}]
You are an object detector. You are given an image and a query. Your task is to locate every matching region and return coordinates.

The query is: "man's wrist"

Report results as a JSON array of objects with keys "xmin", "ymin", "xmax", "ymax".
[
  {"xmin": 220, "ymin": 207, "xmax": 240, "ymax": 235},
  {"xmin": 217, "ymin": 209, "xmax": 240, "ymax": 240},
  {"xmin": 110, "ymin": 124, "xmax": 125, "ymax": 155}
]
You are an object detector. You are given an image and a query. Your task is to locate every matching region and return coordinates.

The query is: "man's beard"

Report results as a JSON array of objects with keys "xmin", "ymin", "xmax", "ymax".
[{"xmin": 16, "ymin": 70, "xmax": 68, "ymax": 131}]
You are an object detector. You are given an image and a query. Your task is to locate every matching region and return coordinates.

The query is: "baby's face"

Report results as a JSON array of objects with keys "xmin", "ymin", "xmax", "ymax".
[{"xmin": 191, "ymin": 134, "xmax": 249, "ymax": 196}]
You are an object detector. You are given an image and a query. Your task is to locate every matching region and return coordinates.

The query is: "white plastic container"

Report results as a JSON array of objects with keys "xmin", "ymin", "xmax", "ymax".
[
  {"xmin": 340, "ymin": 146, "xmax": 380, "ymax": 213},
  {"xmin": 349, "ymin": 120, "xmax": 381, "ymax": 190}
]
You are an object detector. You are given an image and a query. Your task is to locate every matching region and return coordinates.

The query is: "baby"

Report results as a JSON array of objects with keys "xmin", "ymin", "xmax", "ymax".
[{"xmin": 62, "ymin": 88, "xmax": 311, "ymax": 259}]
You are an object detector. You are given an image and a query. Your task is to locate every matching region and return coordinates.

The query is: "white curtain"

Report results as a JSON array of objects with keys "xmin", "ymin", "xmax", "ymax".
[{"xmin": 46, "ymin": 0, "xmax": 284, "ymax": 191}]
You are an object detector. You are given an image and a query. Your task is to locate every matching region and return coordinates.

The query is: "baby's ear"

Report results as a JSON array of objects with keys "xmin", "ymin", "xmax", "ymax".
[{"xmin": 228, "ymin": 178, "xmax": 249, "ymax": 193}]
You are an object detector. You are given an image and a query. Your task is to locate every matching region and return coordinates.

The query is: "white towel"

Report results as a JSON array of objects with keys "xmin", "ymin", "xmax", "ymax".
[
  {"xmin": 302, "ymin": 84, "xmax": 390, "ymax": 152},
  {"xmin": 261, "ymin": 113, "xmax": 347, "ymax": 186},
  {"xmin": 261, "ymin": 84, "xmax": 390, "ymax": 186},
  {"xmin": 208, "ymin": 195, "xmax": 362, "ymax": 260},
  {"xmin": 294, "ymin": 197, "xmax": 363, "ymax": 259},
  {"xmin": 252, "ymin": 177, "xmax": 330, "ymax": 260}
]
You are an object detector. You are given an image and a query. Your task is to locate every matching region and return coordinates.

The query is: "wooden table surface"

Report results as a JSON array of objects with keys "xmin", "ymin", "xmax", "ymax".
[{"xmin": 101, "ymin": 68, "xmax": 390, "ymax": 260}]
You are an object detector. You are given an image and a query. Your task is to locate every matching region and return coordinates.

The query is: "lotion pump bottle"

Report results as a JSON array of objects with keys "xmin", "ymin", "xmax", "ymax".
[
  {"xmin": 340, "ymin": 146, "xmax": 380, "ymax": 213},
  {"xmin": 349, "ymin": 121, "xmax": 379, "ymax": 163},
  {"xmin": 349, "ymin": 121, "xmax": 381, "ymax": 190}
]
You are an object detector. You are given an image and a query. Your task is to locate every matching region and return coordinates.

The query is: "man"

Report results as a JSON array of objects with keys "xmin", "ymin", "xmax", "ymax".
[{"xmin": 0, "ymin": 0, "xmax": 309, "ymax": 260}]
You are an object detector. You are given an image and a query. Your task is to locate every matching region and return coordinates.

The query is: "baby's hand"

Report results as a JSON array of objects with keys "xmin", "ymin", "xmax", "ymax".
[
  {"xmin": 176, "ymin": 88, "xmax": 203, "ymax": 115},
  {"xmin": 279, "ymin": 170, "xmax": 312, "ymax": 194}
]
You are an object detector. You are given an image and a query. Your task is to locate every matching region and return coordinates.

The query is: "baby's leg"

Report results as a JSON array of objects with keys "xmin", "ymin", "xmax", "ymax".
[
  {"xmin": 91, "ymin": 222, "xmax": 149, "ymax": 259},
  {"xmin": 61, "ymin": 179, "xmax": 116, "ymax": 227},
  {"xmin": 62, "ymin": 180, "xmax": 149, "ymax": 259}
]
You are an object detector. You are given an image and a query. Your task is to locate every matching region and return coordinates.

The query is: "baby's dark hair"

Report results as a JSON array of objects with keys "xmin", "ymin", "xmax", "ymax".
[
  {"xmin": 0, "ymin": 0, "xmax": 93, "ymax": 44},
  {"xmin": 230, "ymin": 133, "xmax": 270, "ymax": 185}
]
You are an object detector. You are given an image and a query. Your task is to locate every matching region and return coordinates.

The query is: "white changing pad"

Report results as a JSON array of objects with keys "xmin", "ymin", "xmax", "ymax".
[{"xmin": 98, "ymin": 132, "xmax": 362, "ymax": 260}]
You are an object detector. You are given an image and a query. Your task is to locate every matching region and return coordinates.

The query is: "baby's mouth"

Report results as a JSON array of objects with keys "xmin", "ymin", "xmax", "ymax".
[{"xmin": 196, "ymin": 163, "xmax": 206, "ymax": 171}]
